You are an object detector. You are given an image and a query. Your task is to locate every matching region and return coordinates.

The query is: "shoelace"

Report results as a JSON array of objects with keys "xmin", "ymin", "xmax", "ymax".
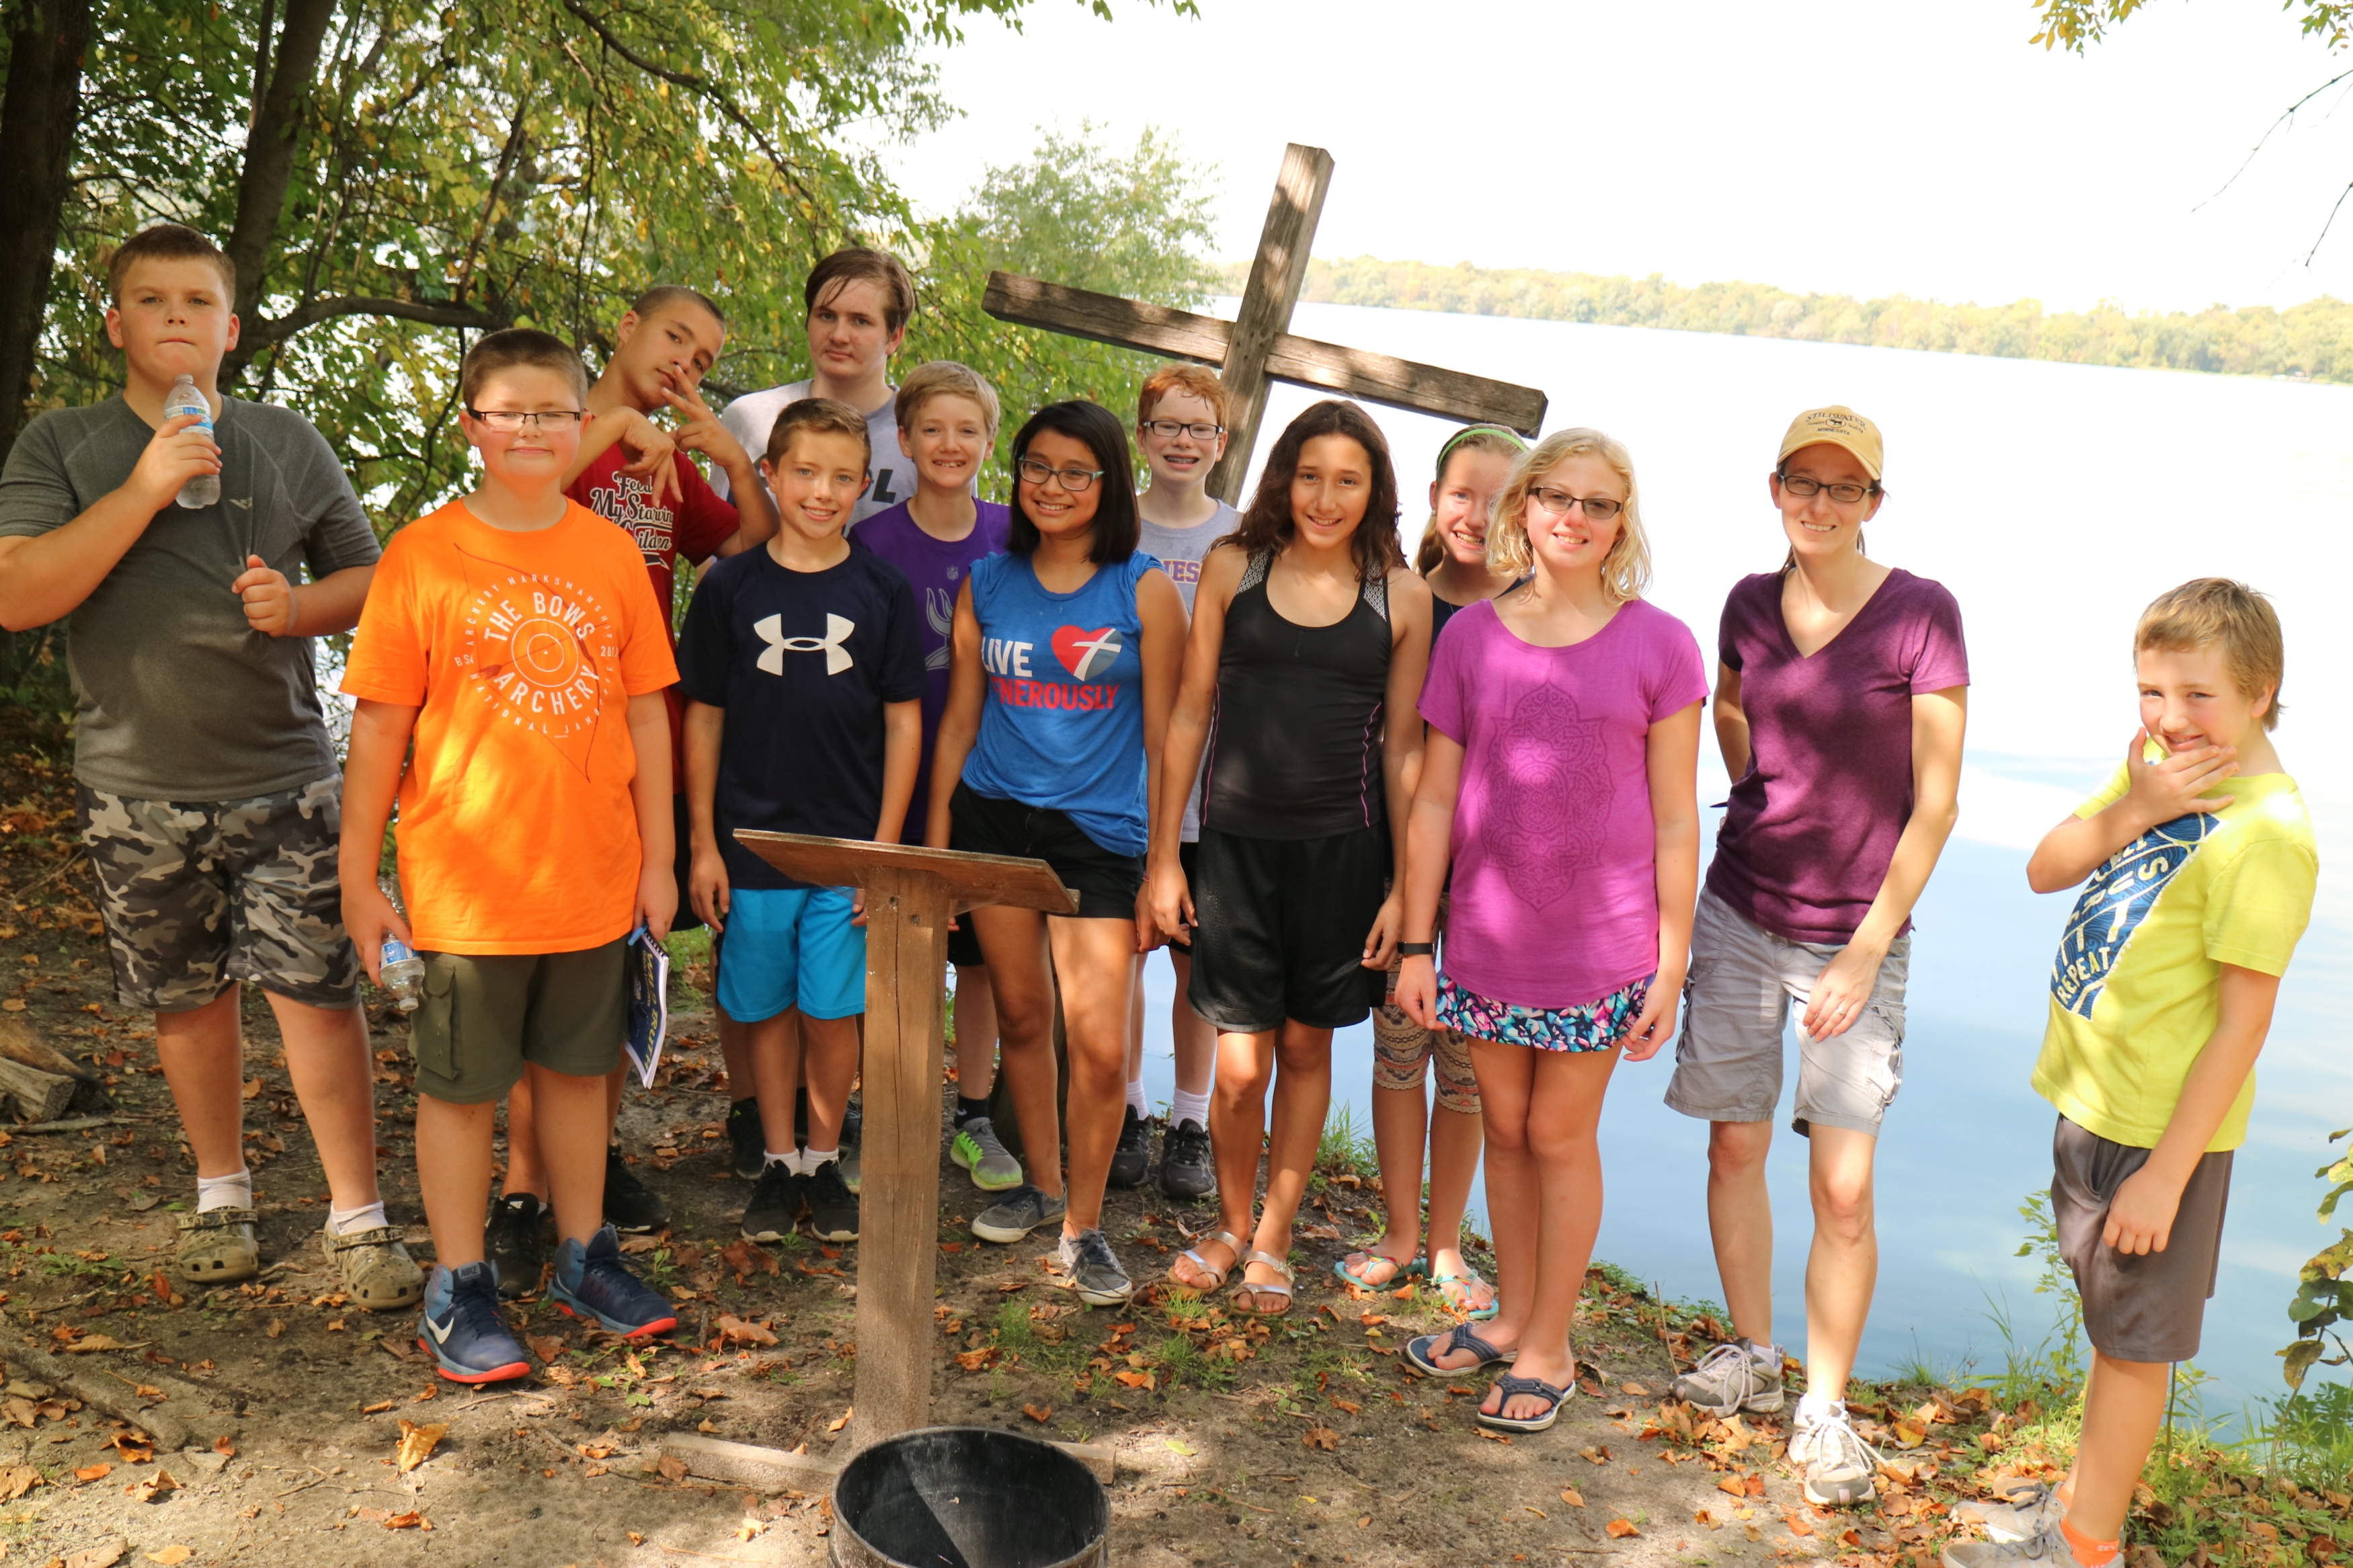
[
  {"xmin": 1805, "ymin": 1407, "xmax": 1883, "ymax": 1476},
  {"xmin": 444, "ymin": 1274, "xmax": 511, "ymax": 1339},
  {"xmin": 1068, "ymin": 1229, "xmax": 1120, "ymax": 1275},
  {"xmin": 1688, "ymin": 1340, "xmax": 1761, "ymax": 1394}
]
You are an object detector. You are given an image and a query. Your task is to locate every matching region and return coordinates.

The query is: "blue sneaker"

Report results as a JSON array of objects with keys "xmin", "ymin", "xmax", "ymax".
[
  {"xmin": 547, "ymin": 1223, "xmax": 679, "ymax": 1339},
  {"xmin": 417, "ymin": 1260, "xmax": 532, "ymax": 1384}
]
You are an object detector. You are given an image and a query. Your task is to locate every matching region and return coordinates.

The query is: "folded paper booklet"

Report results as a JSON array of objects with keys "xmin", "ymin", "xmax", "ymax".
[{"xmin": 625, "ymin": 925, "xmax": 670, "ymax": 1089}]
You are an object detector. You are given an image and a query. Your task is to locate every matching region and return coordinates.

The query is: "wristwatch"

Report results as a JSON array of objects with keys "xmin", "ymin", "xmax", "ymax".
[{"xmin": 1397, "ymin": 942, "xmax": 1435, "ymax": 957}]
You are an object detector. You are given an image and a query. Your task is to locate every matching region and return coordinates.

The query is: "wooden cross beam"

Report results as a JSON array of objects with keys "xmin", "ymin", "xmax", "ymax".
[{"xmin": 984, "ymin": 142, "xmax": 1548, "ymax": 503}]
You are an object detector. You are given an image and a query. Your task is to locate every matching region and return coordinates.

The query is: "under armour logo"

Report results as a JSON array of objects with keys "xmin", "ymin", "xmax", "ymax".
[{"xmin": 754, "ymin": 612, "xmax": 855, "ymax": 675}]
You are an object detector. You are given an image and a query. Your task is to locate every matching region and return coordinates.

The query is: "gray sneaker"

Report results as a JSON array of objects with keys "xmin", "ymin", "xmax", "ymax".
[
  {"xmin": 971, "ymin": 1184, "xmax": 1067, "ymax": 1244},
  {"xmin": 1058, "ymin": 1227, "xmax": 1134, "ymax": 1306},
  {"xmin": 1958, "ymin": 1483, "xmax": 2063, "ymax": 1544},
  {"xmin": 1672, "ymin": 1337, "xmax": 1784, "ymax": 1415},
  {"xmin": 951, "ymin": 1116, "xmax": 1025, "ymax": 1192},
  {"xmin": 1943, "ymin": 1522, "xmax": 2075, "ymax": 1568},
  {"xmin": 1788, "ymin": 1399, "xmax": 1882, "ymax": 1508}
]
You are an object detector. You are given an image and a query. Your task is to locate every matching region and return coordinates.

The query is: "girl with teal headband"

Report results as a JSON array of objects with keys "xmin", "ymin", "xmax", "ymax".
[{"xmin": 1335, "ymin": 421, "xmax": 1527, "ymax": 1317}]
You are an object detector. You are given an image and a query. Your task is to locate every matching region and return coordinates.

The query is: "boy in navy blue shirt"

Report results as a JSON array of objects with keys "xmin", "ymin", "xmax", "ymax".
[{"xmin": 679, "ymin": 399, "xmax": 925, "ymax": 1246}]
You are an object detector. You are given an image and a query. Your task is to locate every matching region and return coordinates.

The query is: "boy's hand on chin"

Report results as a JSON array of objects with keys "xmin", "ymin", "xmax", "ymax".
[{"xmin": 2124, "ymin": 726, "xmax": 2236, "ymax": 823}]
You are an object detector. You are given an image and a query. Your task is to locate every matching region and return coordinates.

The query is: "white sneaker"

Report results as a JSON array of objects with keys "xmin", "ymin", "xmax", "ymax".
[
  {"xmin": 1958, "ymin": 1482, "xmax": 2063, "ymax": 1544},
  {"xmin": 1788, "ymin": 1399, "xmax": 1880, "ymax": 1507}
]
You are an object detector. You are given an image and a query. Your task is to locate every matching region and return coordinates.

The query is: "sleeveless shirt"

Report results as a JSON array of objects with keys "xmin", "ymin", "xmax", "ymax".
[
  {"xmin": 959, "ymin": 549, "xmax": 1160, "ymax": 856},
  {"xmin": 1203, "ymin": 549, "xmax": 1393, "ymax": 839}
]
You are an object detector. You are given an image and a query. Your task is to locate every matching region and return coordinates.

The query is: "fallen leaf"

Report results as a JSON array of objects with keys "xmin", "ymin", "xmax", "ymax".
[
  {"xmin": 1718, "ymin": 1474, "xmax": 1748, "ymax": 1498},
  {"xmin": 1559, "ymin": 1486, "xmax": 1585, "ymax": 1508},
  {"xmin": 1303, "ymin": 1426, "xmax": 1339, "ymax": 1451},
  {"xmin": 1581, "ymin": 1444, "xmax": 1612, "ymax": 1464},
  {"xmin": 1744, "ymin": 1524, "xmax": 1764, "ymax": 1542},
  {"xmin": 64, "ymin": 1333, "xmax": 124, "ymax": 1353},
  {"xmin": 697, "ymin": 1418, "xmax": 719, "ymax": 1434},
  {"xmin": 1164, "ymin": 1437, "xmax": 1196, "ymax": 1456},
  {"xmin": 64, "ymin": 1546, "xmax": 126, "ymax": 1568},
  {"xmin": 627, "ymin": 1532, "xmax": 645, "ymax": 1546},
  {"xmin": 266, "ymin": 1319, "xmax": 285, "ymax": 1339},
  {"xmin": 657, "ymin": 1455, "xmax": 688, "ymax": 1483},
  {"xmin": 526, "ymin": 1334, "xmax": 565, "ymax": 1363},
  {"xmin": 0, "ymin": 1463, "xmax": 42, "ymax": 1501},
  {"xmin": 1329, "ymin": 1396, "xmax": 1361, "ymax": 1415},
  {"xmin": 135, "ymin": 1469, "xmax": 180, "ymax": 1503},
  {"xmin": 1605, "ymin": 1518, "xmax": 1641, "ymax": 1538},
  {"xmin": 361, "ymin": 1399, "xmax": 396, "ymax": 1415},
  {"xmin": 1021, "ymin": 1403, "xmax": 1052, "ymax": 1425},
  {"xmin": 395, "ymin": 1418, "xmax": 448, "ymax": 1473},
  {"xmin": 828, "ymin": 1407, "xmax": 854, "ymax": 1432},
  {"xmin": 1744, "ymin": 1474, "xmax": 1765, "ymax": 1497},
  {"xmin": 713, "ymin": 1315, "xmax": 778, "ymax": 1348},
  {"xmin": 243, "ymin": 1076, "xmax": 264, "ymax": 1100},
  {"xmin": 145, "ymin": 1549, "xmax": 193, "ymax": 1565},
  {"xmin": 74, "ymin": 1461, "xmax": 113, "ymax": 1482},
  {"xmin": 383, "ymin": 1511, "xmax": 426, "ymax": 1529},
  {"xmin": 110, "ymin": 1434, "xmax": 153, "ymax": 1463},
  {"xmin": 1784, "ymin": 1510, "xmax": 1814, "ymax": 1538},
  {"xmin": 1839, "ymin": 1528, "xmax": 1864, "ymax": 1547},
  {"xmin": 1622, "ymin": 1381, "xmax": 1653, "ymax": 1396}
]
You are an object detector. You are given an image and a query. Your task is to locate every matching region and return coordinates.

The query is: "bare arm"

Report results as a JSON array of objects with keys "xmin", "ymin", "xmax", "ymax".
[
  {"xmin": 1802, "ymin": 685, "xmax": 1968, "ymax": 1038},
  {"xmin": 1133, "ymin": 568, "xmax": 1188, "ymax": 952},
  {"xmin": 1365, "ymin": 569, "xmax": 1433, "ymax": 968},
  {"xmin": 1392, "ymin": 729, "xmax": 1465, "ymax": 1030},
  {"xmin": 1711, "ymin": 661, "xmax": 1750, "ymax": 780},
  {"xmin": 924, "ymin": 578, "xmax": 986, "ymax": 851},
  {"xmin": 2104, "ymin": 963, "xmax": 2280, "ymax": 1255},
  {"xmin": 231, "ymin": 558, "xmax": 376, "ymax": 638},
  {"xmin": 1148, "ymin": 545, "xmax": 1242, "ymax": 937},
  {"xmin": 2027, "ymin": 729, "xmax": 2239, "ymax": 894},
  {"xmin": 685, "ymin": 700, "xmax": 729, "ymax": 933},
  {"xmin": 669, "ymin": 386, "xmax": 778, "ymax": 558},
  {"xmin": 626, "ymin": 691, "xmax": 676, "ymax": 940},
  {"xmin": 1623, "ymin": 700, "xmax": 1704, "ymax": 1062},
  {"xmin": 875, "ymin": 698, "xmax": 922, "ymax": 845},
  {"xmin": 564, "ymin": 405, "xmax": 681, "ymax": 508},
  {"xmin": 0, "ymin": 413, "xmax": 217, "ymax": 630},
  {"xmin": 337, "ymin": 697, "xmax": 420, "ymax": 983}
]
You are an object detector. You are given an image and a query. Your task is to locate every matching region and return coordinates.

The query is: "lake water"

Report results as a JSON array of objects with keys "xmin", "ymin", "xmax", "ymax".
[{"xmin": 1129, "ymin": 300, "xmax": 2352, "ymax": 1417}]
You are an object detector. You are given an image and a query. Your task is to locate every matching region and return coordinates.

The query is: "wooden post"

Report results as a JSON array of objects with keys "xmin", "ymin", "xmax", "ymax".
[
  {"xmin": 1208, "ymin": 142, "xmax": 1333, "ymax": 504},
  {"xmin": 732, "ymin": 831, "xmax": 1077, "ymax": 1452}
]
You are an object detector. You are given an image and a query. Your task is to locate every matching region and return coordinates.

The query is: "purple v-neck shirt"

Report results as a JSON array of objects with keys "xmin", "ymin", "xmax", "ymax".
[{"xmin": 1704, "ymin": 567, "xmax": 1968, "ymax": 945}]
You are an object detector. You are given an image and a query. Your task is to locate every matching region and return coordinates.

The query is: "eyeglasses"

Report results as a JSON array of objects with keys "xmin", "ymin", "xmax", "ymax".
[
  {"xmin": 1015, "ymin": 456, "xmax": 1105, "ymax": 493},
  {"xmin": 1141, "ymin": 419, "xmax": 1224, "ymax": 442},
  {"xmin": 467, "ymin": 408, "xmax": 587, "ymax": 431},
  {"xmin": 1778, "ymin": 473, "xmax": 1878, "ymax": 505},
  {"xmin": 1528, "ymin": 486, "xmax": 1624, "ymax": 521}
]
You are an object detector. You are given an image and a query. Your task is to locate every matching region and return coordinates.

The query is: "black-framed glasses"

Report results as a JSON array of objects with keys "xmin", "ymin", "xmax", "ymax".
[
  {"xmin": 1015, "ymin": 456, "xmax": 1105, "ymax": 493},
  {"xmin": 1529, "ymin": 485, "xmax": 1624, "ymax": 521},
  {"xmin": 1778, "ymin": 472, "xmax": 1878, "ymax": 504},
  {"xmin": 467, "ymin": 408, "xmax": 587, "ymax": 431},
  {"xmin": 1141, "ymin": 419, "xmax": 1224, "ymax": 442}
]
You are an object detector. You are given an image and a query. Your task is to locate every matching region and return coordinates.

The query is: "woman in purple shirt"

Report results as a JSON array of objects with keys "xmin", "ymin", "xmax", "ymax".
[{"xmin": 1665, "ymin": 407, "xmax": 1967, "ymax": 1510}]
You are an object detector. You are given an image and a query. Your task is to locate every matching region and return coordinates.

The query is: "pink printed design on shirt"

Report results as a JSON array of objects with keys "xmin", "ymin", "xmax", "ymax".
[{"xmin": 1482, "ymin": 682, "xmax": 1612, "ymax": 909}]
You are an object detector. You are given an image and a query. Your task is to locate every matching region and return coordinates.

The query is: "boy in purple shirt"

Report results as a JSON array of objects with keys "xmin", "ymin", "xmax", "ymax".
[
  {"xmin": 1665, "ymin": 407, "xmax": 1968, "ymax": 1512},
  {"xmin": 850, "ymin": 362, "xmax": 1017, "ymax": 1191}
]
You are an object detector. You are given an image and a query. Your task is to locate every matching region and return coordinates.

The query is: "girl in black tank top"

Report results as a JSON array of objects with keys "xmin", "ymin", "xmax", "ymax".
[{"xmin": 1146, "ymin": 401, "xmax": 1433, "ymax": 1317}]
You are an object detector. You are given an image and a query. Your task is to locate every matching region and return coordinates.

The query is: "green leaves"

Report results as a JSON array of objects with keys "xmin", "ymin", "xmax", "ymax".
[{"xmin": 2278, "ymin": 1126, "xmax": 2353, "ymax": 1391}]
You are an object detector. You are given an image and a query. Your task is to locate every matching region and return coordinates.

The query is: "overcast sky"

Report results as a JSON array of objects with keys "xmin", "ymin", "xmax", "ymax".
[{"xmin": 871, "ymin": 0, "xmax": 2353, "ymax": 315}]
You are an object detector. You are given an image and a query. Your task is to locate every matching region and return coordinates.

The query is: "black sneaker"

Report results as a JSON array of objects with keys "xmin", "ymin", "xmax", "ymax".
[
  {"xmin": 805, "ymin": 1158, "xmax": 859, "ymax": 1243},
  {"xmin": 740, "ymin": 1161, "xmax": 805, "ymax": 1244},
  {"xmin": 726, "ymin": 1098, "xmax": 764, "ymax": 1180},
  {"xmin": 483, "ymin": 1192, "xmax": 548, "ymax": 1301},
  {"xmin": 1156, "ymin": 1118, "xmax": 1216, "ymax": 1200},
  {"xmin": 1107, "ymin": 1105, "xmax": 1149, "ymax": 1188},
  {"xmin": 602, "ymin": 1147, "xmax": 671, "ymax": 1234}
]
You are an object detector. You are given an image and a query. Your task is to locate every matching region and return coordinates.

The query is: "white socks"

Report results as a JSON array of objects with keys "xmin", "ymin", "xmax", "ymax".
[
  {"xmin": 329, "ymin": 1201, "xmax": 389, "ymax": 1236},
  {"xmin": 1796, "ymin": 1391, "xmax": 1843, "ymax": 1425},
  {"xmin": 767, "ymin": 1147, "xmax": 837, "ymax": 1175},
  {"xmin": 196, "ymin": 1168, "xmax": 252, "ymax": 1214},
  {"xmin": 1125, "ymin": 1079, "xmax": 1148, "ymax": 1118},
  {"xmin": 1169, "ymin": 1087, "xmax": 1211, "ymax": 1130},
  {"xmin": 764, "ymin": 1148, "xmax": 797, "ymax": 1173}
]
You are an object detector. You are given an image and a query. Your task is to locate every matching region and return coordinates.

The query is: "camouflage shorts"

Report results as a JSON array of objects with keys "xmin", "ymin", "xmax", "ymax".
[{"xmin": 77, "ymin": 778, "xmax": 360, "ymax": 1013}]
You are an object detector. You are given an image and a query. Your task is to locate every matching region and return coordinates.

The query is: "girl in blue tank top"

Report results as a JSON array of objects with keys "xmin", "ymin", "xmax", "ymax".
[{"xmin": 925, "ymin": 401, "xmax": 1187, "ymax": 1306}]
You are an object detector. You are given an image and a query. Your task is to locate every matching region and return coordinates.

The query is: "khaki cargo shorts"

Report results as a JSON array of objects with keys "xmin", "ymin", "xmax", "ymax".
[{"xmin": 408, "ymin": 942, "xmax": 627, "ymax": 1104}]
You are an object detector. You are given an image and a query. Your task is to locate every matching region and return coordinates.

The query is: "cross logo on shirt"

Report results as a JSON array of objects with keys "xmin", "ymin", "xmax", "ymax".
[{"xmin": 754, "ymin": 612, "xmax": 855, "ymax": 676}]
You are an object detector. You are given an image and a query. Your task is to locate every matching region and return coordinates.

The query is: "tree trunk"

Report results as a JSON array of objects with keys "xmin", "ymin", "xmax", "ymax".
[
  {"xmin": 221, "ymin": 0, "xmax": 339, "ymax": 385},
  {"xmin": 0, "ymin": 0, "xmax": 92, "ymax": 469}
]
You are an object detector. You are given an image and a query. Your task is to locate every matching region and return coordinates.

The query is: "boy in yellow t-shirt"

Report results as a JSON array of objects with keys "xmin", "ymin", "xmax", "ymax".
[
  {"xmin": 339, "ymin": 329, "xmax": 685, "ymax": 1382},
  {"xmin": 1948, "ymin": 580, "xmax": 2316, "ymax": 1568}
]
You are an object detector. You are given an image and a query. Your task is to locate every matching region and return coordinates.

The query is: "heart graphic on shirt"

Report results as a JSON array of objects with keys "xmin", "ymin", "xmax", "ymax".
[{"xmin": 1051, "ymin": 624, "xmax": 1123, "ymax": 681}]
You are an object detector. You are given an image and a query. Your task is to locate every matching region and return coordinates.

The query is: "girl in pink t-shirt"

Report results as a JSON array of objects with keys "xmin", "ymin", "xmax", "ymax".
[{"xmin": 1396, "ymin": 428, "xmax": 1707, "ymax": 1434}]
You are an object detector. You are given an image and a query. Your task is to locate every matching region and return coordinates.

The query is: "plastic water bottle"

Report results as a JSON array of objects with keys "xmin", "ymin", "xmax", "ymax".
[
  {"xmin": 378, "ymin": 934, "xmax": 425, "ymax": 1014},
  {"xmin": 161, "ymin": 374, "xmax": 219, "ymax": 509}
]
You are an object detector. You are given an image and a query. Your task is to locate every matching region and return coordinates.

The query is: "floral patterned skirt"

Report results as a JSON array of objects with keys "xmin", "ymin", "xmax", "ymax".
[{"xmin": 1435, "ymin": 972, "xmax": 1652, "ymax": 1053}]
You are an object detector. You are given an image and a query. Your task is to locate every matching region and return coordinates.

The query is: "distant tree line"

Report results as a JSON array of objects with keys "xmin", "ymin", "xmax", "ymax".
[{"xmin": 1233, "ymin": 256, "xmax": 2353, "ymax": 385}]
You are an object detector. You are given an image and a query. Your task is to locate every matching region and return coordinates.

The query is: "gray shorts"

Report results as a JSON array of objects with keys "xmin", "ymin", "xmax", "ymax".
[
  {"xmin": 1664, "ymin": 889, "xmax": 1910, "ymax": 1137},
  {"xmin": 78, "ymin": 778, "xmax": 359, "ymax": 1013},
  {"xmin": 2052, "ymin": 1116, "xmax": 2231, "ymax": 1364}
]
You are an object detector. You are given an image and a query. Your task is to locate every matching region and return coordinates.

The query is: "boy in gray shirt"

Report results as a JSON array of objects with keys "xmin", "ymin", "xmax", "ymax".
[{"xmin": 0, "ymin": 224, "xmax": 416, "ymax": 1311}]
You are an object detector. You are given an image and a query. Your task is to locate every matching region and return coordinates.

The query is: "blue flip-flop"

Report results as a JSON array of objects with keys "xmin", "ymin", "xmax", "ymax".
[
  {"xmin": 1404, "ymin": 1321, "xmax": 1517, "ymax": 1378},
  {"xmin": 1332, "ymin": 1251, "xmax": 1427, "ymax": 1293},
  {"xmin": 1477, "ymin": 1373, "xmax": 1570, "ymax": 1434}
]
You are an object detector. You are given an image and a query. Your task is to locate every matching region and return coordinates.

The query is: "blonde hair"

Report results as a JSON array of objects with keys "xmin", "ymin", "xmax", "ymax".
[
  {"xmin": 1487, "ymin": 427, "xmax": 1652, "ymax": 602},
  {"xmin": 2134, "ymin": 578, "xmax": 2286, "ymax": 731},
  {"xmin": 1414, "ymin": 426, "xmax": 1528, "ymax": 575},
  {"xmin": 894, "ymin": 360, "xmax": 1001, "ymax": 444}
]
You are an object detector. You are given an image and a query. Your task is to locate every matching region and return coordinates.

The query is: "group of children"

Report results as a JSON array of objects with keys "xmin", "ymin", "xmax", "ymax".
[{"xmin": 0, "ymin": 222, "xmax": 2315, "ymax": 1568}]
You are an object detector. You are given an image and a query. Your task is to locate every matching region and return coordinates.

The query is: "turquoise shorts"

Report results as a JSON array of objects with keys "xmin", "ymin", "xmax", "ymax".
[{"xmin": 715, "ymin": 886, "xmax": 865, "ymax": 1023}]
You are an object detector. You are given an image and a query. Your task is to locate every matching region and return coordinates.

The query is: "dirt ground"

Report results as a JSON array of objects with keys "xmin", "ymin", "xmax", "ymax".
[{"xmin": 0, "ymin": 708, "xmax": 2053, "ymax": 1568}]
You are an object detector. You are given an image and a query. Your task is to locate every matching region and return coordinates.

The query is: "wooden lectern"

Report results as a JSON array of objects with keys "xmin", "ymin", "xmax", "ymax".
[{"xmin": 731, "ymin": 831, "xmax": 1078, "ymax": 1448}]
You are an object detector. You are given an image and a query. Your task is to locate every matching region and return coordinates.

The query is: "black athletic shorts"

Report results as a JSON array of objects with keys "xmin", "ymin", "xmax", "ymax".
[
  {"xmin": 948, "ymin": 782, "xmax": 1144, "ymax": 923},
  {"xmin": 1188, "ymin": 825, "xmax": 1389, "ymax": 1033},
  {"xmin": 1165, "ymin": 839, "xmax": 1201, "ymax": 954},
  {"xmin": 670, "ymin": 792, "xmax": 705, "ymax": 935}
]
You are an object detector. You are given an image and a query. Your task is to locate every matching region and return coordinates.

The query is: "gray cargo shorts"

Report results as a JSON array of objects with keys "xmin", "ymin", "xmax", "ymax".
[
  {"xmin": 1664, "ymin": 889, "xmax": 1910, "ymax": 1137},
  {"xmin": 77, "ymin": 778, "xmax": 360, "ymax": 1014}
]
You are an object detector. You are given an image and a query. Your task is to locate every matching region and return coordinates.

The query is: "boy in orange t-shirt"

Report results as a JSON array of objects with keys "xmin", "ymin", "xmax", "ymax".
[{"xmin": 339, "ymin": 329, "xmax": 684, "ymax": 1381}]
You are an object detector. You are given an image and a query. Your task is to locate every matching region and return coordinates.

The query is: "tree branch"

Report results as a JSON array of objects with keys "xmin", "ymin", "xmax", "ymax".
[
  {"xmin": 557, "ymin": 0, "xmax": 804, "ymax": 190},
  {"xmin": 223, "ymin": 0, "xmax": 339, "ymax": 377},
  {"xmin": 242, "ymin": 296, "xmax": 510, "ymax": 348}
]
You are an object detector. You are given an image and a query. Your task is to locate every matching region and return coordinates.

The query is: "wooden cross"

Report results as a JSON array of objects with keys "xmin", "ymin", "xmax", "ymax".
[
  {"xmin": 984, "ymin": 142, "xmax": 1549, "ymax": 502},
  {"xmin": 733, "ymin": 831, "xmax": 1078, "ymax": 1449}
]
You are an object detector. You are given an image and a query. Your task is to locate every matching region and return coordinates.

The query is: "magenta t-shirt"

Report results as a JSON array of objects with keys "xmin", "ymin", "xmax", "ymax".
[
  {"xmin": 1704, "ymin": 568, "xmax": 1968, "ymax": 945},
  {"xmin": 1420, "ymin": 597, "xmax": 1708, "ymax": 1009}
]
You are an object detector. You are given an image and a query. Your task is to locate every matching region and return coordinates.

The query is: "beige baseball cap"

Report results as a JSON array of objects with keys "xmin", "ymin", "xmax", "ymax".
[{"xmin": 1777, "ymin": 405, "xmax": 1883, "ymax": 481}]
